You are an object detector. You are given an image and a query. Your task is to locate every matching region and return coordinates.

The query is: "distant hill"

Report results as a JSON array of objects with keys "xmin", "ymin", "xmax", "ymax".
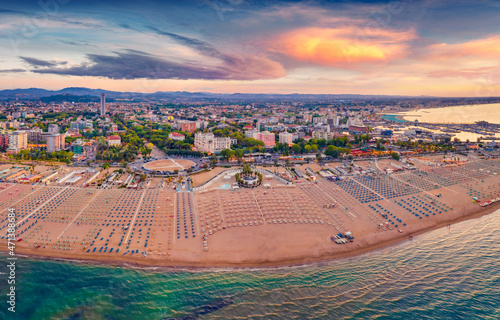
[
  {"xmin": 0, "ymin": 88, "xmax": 53, "ymax": 99},
  {"xmin": 0, "ymin": 87, "xmax": 118, "ymax": 100},
  {"xmin": 0, "ymin": 87, "xmax": 419, "ymax": 102},
  {"xmin": 4, "ymin": 87, "xmax": 499, "ymax": 104},
  {"xmin": 40, "ymin": 94, "xmax": 106, "ymax": 103}
]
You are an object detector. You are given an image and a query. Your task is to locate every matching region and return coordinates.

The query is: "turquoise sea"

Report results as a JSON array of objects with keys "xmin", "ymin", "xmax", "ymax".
[
  {"xmin": 1, "ymin": 210, "xmax": 499, "ymax": 320},
  {"xmin": 381, "ymin": 114, "xmax": 408, "ymax": 123}
]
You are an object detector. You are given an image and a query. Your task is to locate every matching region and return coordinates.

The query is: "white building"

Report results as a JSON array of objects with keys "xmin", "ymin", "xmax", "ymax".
[
  {"xmin": 195, "ymin": 120, "xmax": 209, "ymax": 130},
  {"xmin": 7, "ymin": 131, "xmax": 28, "ymax": 153},
  {"xmin": 334, "ymin": 115, "xmax": 341, "ymax": 127},
  {"xmin": 404, "ymin": 130, "xmax": 416, "ymax": 137},
  {"xmin": 70, "ymin": 119, "xmax": 93, "ymax": 131},
  {"xmin": 278, "ymin": 132, "xmax": 293, "ymax": 146},
  {"xmin": 348, "ymin": 117, "xmax": 363, "ymax": 126},
  {"xmin": 312, "ymin": 131, "xmax": 336, "ymax": 141},
  {"xmin": 245, "ymin": 129, "xmax": 259, "ymax": 138},
  {"xmin": 313, "ymin": 117, "xmax": 326, "ymax": 124},
  {"xmin": 168, "ymin": 132, "xmax": 185, "ymax": 141},
  {"xmin": 8, "ymin": 121, "xmax": 19, "ymax": 129},
  {"xmin": 46, "ymin": 133, "xmax": 66, "ymax": 153},
  {"xmin": 48, "ymin": 124, "xmax": 59, "ymax": 133},
  {"xmin": 106, "ymin": 135, "xmax": 121, "ymax": 146},
  {"xmin": 194, "ymin": 133, "xmax": 235, "ymax": 153}
]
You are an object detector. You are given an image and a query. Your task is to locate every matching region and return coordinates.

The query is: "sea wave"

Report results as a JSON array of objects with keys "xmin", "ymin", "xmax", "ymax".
[{"xmin": 0, "ymin": 210, "xmax": 498, "ymax": 320}]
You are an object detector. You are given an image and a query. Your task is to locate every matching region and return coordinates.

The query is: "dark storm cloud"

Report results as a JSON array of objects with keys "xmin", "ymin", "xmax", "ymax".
[
  {"xmin": 21, "ymin": 24, "xmax": 287, "ymax": 80},
  {"xmin": 25, "ymin": 51, "xmax": 285, "ymax": 80},
  {"xmin": 145, "ymin": 26, "xmax": 223, "ymax": 58},
  {"xmin": 0, "ymin": 68, "xmax": 25, "ymax": 73},
  {"xmin": 0, "ymin": 8, "xmax": 27, "ymax": 15},
  {"xmin": 122, "ymin": 49, "xmax": 153, "ymax": 56},
  {"xmin": 20, "ymin": 56, "xmax": 58, "ymax": 67},
  {"xmin": 118, "ymin": 23, "xmax": 133, "ymax": 30},
  {"xmin": 59, "ymin": 40, "xmax": 97, "ymax": 47},
  {"xmin": 0, "ymin": 8, "xmax": 18, "ymax": 13},
  {"xmin": 144, "ymin": 26, "xmax": 262, "ymax": 70}
]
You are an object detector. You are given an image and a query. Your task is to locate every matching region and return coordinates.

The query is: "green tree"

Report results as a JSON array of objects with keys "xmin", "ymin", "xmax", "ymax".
[
  {"xmin": 291, "ymin": 144, "xmax": 301, "ymax": 154},
  {"xmin": 234, "ymin": 149, "xmax": 244, "ymax": 160},
  {"xmin": 220, "ymin": 149, "xmax": 233, "ymax": 160},
  {"xmin": 325, "ymin": 145, "xmax": 341, "ymax": 158},
  {"xmin": 391, "ymin": 152, "xmax": 400, "ymax": 161},
  {"xmin": 97, "ymin": 136, "xmax": 107, "ymax": 149}
]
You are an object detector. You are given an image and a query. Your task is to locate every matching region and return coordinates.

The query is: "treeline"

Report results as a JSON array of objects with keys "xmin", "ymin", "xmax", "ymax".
[
  {"xmin": 40, "ymin": 95, "xmax": 103, "ymax": 103},
  {"xmin": 278, "ymin": 135, "xmax": 357, "ymax": 157},
  {"xmin": 12, "ymin": 149, "xmax": 74, "ymax": 163},
  {"xmin": 117, "ymin": 115, "xmax": 194, "ymax": 151},
  {"xmin": 41, "ymin": 111, "xmax": 96, "ymax": 121},
  {"xmin": 96, "ymin": 135, "xmax": 146, "ymax": 162},
  {"xmin": 96, "ymin": 145, "xmax": 141, "ymax": 162},
  {"xmin": 162, "ymin": 149, "xmax": 203, "ymax": 157}
]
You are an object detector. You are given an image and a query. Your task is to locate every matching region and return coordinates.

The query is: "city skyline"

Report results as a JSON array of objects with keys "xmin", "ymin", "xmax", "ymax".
[{"xmin": 1, "ymin": 0, "xmax": 500, "ymax": 96}]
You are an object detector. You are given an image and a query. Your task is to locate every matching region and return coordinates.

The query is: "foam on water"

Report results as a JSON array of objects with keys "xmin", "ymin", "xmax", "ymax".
[{"xmin": 1, "ymin": 210, "xmax": 499, "ymax": 320}]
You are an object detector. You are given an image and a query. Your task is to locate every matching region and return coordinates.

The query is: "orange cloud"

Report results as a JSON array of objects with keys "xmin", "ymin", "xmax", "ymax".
[
  {"xmin": 427, "ymin": 66, "xmax": 500, "ymax": 79},
  {"xmin": 427, "ymin": 35, "xmax": 500, "ymax": 59},
  {"xmin": 275, "ymin": 27, "xmax": 416, "ymax": 67}
]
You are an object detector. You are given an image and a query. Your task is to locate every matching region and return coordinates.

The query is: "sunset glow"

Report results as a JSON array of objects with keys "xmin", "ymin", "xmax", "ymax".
[{"xmin": 0, "ymin": 0, "xmax": 499, "ymax": 96}]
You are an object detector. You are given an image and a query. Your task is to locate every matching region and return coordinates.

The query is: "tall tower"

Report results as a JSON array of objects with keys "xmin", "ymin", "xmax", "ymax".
[{"xmin": 100, "ymin": 93, "xmax": 106, "ymax": 116}]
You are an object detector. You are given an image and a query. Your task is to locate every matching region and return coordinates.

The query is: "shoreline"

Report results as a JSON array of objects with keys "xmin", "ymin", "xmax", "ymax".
[
  {"xmin": 2, "ymin": 202, "xmax": 498, "ymax": 271},
  {"xmin": 389, "ymin": 103, "xmax": 500, "ymax": 124},
  {"xmin": 380, "ymin": 114, "xmax": 409, "ymax": 123}
]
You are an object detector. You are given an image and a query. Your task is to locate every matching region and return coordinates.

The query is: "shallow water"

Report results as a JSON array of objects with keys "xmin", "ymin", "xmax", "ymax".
[
  {"xmin": 400, "ymin": 103, "xmax": 500, "ymax": 124},
  {"xmin": 1, "ymin": 210, "xmax": 499, "ymax": 320}
]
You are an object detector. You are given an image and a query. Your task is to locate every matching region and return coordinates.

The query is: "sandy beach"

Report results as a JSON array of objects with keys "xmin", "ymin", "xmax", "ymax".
[
  {"xmin": 1, "ymin": 158, "xmax": 499, "ymax": 268},
  {"xmin": 2, "ymin": 202, "xmax": 499, "ymax": 269}
]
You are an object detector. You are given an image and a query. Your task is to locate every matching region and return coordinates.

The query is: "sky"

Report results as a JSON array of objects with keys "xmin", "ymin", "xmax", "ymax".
[{"xmin": 1, "ymin": 0, "xmax": 500, "ymax": 97}]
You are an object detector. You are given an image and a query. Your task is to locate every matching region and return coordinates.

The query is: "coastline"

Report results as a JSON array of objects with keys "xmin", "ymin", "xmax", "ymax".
[
  {"xmin": 2, "ymin": 202, "xmax": 498, "ymax": 270},
  {"xmin": 393, "ymin": 103, "xmax": 500, "ymax": 124},
  {"xmin": 380, "ymin": 114, "xmax": 409, "ymax": 122}
]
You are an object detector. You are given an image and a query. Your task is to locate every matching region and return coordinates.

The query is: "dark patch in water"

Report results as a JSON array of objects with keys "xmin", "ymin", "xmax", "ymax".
[
  {"xmin": 64, "ymin": 306, "xmax": 121, "ymax": 320},
  {"xmin": 65, "ymin": 309, "xmax": 84, "ymax": 320},
  {"xmin": 164, "ymin": 297, "xmax": 234, "ymax": 320}
]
